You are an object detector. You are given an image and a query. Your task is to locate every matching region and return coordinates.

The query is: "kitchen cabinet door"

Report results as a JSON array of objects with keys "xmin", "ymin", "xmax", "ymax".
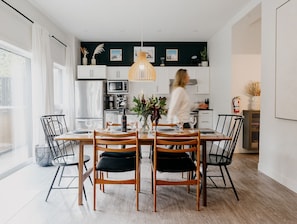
[
  {"xmin": 154, "ymin": 67, "xmax": 170, "ymax": 94},
  {"xmin": 198, "ymin": 110, "xmax": 213, "ymax": 129},
  {"xmin": 196, "ymin": 67, "xmax": 210, "ymax": 94},
  {"xmin": 77, "ymin": 65, "xmax": 107, "ymax": 79},
  {"xmin": 182, "ymin": 67, "xmax": 210, "ymax": 94},
  {"xmin": 107, "ymin": 66, "xmax": 129, "ymax": 80}
]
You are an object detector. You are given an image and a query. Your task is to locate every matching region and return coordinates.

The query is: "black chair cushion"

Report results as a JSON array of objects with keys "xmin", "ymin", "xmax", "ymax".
[
  {"xmin": 155, "ymin": 156, "xmax": 196, "ymax": 172},
  {"xmin": 96, "ymin": 156, "xmax": 135, "ymax": 172},
  {"xmin": 100, "ymin": 151, "xmax": 136, "ymax": 158},
  {"xmin": 152, "ymin": 151, "xmax": 189, "ymax": 159}
]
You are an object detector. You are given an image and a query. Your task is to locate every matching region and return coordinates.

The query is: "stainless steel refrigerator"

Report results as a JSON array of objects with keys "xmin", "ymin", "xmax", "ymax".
[{"xmin": 75, "ymin": 80, "xmax": 106, "ymax": 130}]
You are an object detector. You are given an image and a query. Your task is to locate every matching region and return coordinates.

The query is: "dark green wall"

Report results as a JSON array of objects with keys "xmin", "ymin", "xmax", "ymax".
[{"xmin": 80, "ymin": 41, "xmax": 207, "ymax": 66}]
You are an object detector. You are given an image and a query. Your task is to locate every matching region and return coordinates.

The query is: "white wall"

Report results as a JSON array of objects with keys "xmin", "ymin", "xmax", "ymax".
[
  {"xmin": 232, "ymin": 54, "xmax": 261, "ymax": 153},
  {"xmin": 259, "ymin": 0, "xmax": 297, "ymax": 193},
  {"xmin": 0, "ymin": 0, "xmax": 75, "ymax": 65},
  {"xmin": 208, "ymin": 0, "xmax": 262, "ymax": 155}
]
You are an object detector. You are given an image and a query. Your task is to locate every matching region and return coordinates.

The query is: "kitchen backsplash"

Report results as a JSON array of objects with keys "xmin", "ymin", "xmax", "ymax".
[{"xmin": 127, "ymin": 82, "xmax": 209, "ymax": 110}]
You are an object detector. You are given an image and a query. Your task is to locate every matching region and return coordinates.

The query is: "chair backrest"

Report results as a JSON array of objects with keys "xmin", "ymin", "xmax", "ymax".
[
  {"xmin": 154, "ymin": 131, "xmax": 200, "ymax": 156},
  {"xmin": 209, "ymin": 114, "xmax": 244, "ymax": 163},
  {"xmin": 40, "ymin": 115, "xmax": 75, "ymax": 164},
  {"xmin": 93, "ymin": 130, "xmax": 139, "ymax": 155}
]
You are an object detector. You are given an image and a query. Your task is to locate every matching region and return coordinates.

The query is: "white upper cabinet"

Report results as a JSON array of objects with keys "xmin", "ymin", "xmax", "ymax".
[
  {"xmin": 107, "ymin": 66, "xmax": 129, "ymax": 80},
  {"xmin": 196, "ymin": 67, "xmax": 210, "ymax": 94},
  {"xmin": 185, "ymin": 67, "xmax": 209, "ymax": 94},
  {"xmin": 164, "ymin": 66, "xmax": 210, "ymax": 94},
  {"xmin": 77, "ymin": 65, "xmax": 107, "ymax": 79},
  {"xmin": 154, "ymin": 67, "xmax": 170, "ymax": 94}
]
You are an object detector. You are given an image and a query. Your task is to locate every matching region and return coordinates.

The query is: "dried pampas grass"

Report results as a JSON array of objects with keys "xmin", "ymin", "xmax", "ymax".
[{"xmin": 246, "ymin": 81, "xmax": 261, "ymax": 96}]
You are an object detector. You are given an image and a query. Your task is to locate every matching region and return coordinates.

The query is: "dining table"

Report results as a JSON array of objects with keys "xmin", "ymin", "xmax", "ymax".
[{"xmin": 55, "ymin": 128, "xmax": 231, "ymax": 206}]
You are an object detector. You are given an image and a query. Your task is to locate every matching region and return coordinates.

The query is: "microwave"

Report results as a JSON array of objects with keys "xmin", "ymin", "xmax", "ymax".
[{"xmin": 107, "ymin": 80, "xmax": 129, "ymax": 94}]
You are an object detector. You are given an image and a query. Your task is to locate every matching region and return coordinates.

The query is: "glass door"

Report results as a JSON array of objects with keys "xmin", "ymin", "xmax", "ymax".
[{"xmin": 0, "ymin": 47, "xmax": 32, "ymax": 178}]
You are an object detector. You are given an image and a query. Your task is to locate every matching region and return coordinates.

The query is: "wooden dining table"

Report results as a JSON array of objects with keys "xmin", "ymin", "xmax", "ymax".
[{"xmin": 55, "ymin": 128, "xmax": 231, "ymax": 206}]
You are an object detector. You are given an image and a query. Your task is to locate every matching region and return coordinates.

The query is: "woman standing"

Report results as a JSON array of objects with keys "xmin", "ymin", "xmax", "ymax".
[{"xmin": 167, "ymin": 69, "xmax": 197, "ymax": 128}]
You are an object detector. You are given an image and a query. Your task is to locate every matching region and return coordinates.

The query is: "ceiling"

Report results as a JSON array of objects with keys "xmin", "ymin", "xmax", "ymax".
[{"xmin": 26, "ymin": 0, "xmax": 255, "ymax": 42}]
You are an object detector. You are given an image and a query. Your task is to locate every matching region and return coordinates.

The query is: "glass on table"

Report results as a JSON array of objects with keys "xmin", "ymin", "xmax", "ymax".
[
  {"xmin": 176, "ymin": 121, "xmax": 184, "ymax": 132},
  {"xmin": 189, "ymin": 116, "xmax": 197, "ymax": 130},
  {"xmin": 85, "ymin": 120, "xmax": 93, "ymax": 136}
]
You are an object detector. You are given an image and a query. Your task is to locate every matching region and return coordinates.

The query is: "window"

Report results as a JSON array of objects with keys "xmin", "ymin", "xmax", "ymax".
[{"xmin": 0, "ymin": 46, "xmax": 32, "ymax": 177}]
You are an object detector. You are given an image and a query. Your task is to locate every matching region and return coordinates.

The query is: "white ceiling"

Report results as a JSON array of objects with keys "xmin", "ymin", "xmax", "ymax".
[{"xmin": 26, "ymin": 0, "xmax": 254, "ymax": 42}]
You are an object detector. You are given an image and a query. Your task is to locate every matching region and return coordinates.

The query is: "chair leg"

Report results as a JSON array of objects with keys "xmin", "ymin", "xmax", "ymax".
[
  {"xmin": 187, "ymin": 172, "xmax": 190, "ymax": 193},
  {"xmin": 224, "ymin": 165, "xmax": 239, "ymax": 200},
  {"xmin": 151, "ymin": 168, "xmax": 153, "ymax": 194},
  {"xmin": 45, "ymin": 166, "xmax": 60, "ymax": 202},
  {"xmin": 93, "ymin": 174, "xmax": 96, "ymax": 210},
  {"xmin": 153, "ymin": 170, "xmax": 157, "ymax": 212},
  {"xmin": 219, "ymin": 165, "xmax": 226, "ymax": 186},
  {"xmin": 58, "ymin": 166, "xmax": 65, "ymax": 186},
  {"xmin": 83, "ymin": 185, "xmax": 87, "ymax": 201},
  {"xmin": 84, "ymin": 162, "xmax": 93, "ymax": 185}
]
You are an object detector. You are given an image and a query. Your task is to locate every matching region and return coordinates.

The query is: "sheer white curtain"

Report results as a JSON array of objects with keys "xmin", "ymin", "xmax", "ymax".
[
  {"xmin": 64, "ymin": 46, "xmax": 75, "ymax": 130},
  {"xmin": 31, "ymin": 23, "xmax": 54, "ymax": 146}
]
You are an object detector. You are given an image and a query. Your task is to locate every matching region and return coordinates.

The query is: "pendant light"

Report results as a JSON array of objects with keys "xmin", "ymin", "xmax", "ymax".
[
  {"xmin": 128, "ymin": 51, "xmax": 156, "ymax": 82},
  {"xmin": 128, "ymin": 7, "xmax": 156, "ymax": 82}
]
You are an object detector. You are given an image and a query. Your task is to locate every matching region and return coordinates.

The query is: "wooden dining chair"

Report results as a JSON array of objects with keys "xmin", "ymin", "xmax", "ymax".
[
  {"xmin": 152, "ymin": 131, "xmax": 201, "ymax": 212},
  {"xmin": 93, "ymin": 130, "xmax": 140, "ymax": 211},
  {"xmin": 149, "ymin": 122, "xmax": 177, "ymax": 159}
]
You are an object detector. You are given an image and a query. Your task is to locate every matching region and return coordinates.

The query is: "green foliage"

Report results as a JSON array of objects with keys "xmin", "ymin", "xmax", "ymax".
[
  {"xmin": 131, "ymin": 95, "xmax": 167, "ymax": 122},
  {"xmin": 200, "ymin": 47, "xmax": 207, "ymax": 61}
]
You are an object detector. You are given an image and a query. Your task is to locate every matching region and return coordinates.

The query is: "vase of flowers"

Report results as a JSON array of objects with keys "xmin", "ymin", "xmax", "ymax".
[
  {"xmin": 131, "ymin": 95, "xmax": 167, "ymax": 133},
  {"xmin": 80, "ymin": 47, "xmax": 88, "ymax": 65},
  {"xmin": 246, "ymin": 81, "xmax": 261, "ymax": 110}
]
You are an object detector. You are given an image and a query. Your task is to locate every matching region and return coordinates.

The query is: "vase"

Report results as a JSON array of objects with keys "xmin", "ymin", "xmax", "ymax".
[
  {"xmin": 250, "ymin": 96, "xmax": 260, "ymax": 110},
  {"xmin": 140, "ymin": 115, "xmax": 150, "ymax": 133},
  {"xmin": 82, "ymin": 56, "xmax": 87, "ymax": 65},
  {"xmin": 91, "ymin": 57, "xmax": 96, "ymax": 65}
]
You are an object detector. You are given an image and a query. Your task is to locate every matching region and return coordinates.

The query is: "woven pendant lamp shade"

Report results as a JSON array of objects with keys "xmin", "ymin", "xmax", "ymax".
[{"xmin": 128, "ymin": 51, "xmax": 156, "ymax": 82}]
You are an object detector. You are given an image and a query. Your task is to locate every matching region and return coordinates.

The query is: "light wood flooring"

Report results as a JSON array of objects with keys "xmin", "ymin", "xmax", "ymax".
[{"xmin": 1, "ymin": 146, "xmax": 297, "ymax": 224}]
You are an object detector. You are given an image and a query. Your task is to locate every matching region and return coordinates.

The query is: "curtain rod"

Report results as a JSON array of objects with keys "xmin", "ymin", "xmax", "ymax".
[{"xmin": 1, "ymin": 0, "xmax": 67, "ymax": 48}]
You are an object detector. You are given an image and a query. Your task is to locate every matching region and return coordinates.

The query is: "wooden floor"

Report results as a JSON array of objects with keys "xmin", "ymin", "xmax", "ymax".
[{"xmin": 1, "ymin": 146, "xmax": 297, "ymax": 224}]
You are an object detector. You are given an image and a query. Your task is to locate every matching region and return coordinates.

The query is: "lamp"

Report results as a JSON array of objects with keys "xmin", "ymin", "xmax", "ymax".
[
  {"xmin": 128, "ymin": 7, "xmax": 156, "ymax": 82},
  {"xmin": 128, "ymin": 51, "xmax": 156, "ymax": 82}
]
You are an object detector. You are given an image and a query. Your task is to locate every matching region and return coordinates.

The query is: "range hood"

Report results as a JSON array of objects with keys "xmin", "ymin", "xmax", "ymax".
[{"xmin": 169, "ymin": 79, "xmax": 198, "ymax": 86}]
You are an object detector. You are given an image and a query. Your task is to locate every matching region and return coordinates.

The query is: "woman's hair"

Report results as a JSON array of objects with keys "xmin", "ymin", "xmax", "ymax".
[{"xmin": 172, "ymin": 69, "xmax": 188, "ymax": 89}]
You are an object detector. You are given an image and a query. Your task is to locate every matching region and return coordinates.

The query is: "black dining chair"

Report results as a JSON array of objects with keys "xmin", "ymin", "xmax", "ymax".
[
  {"xmin": 201, "ymin": 114, "xmax": 244, "ymax": 200},
  {"xmin": 40, "ymin": 114, "xmax": 92, "ymax": 201}
]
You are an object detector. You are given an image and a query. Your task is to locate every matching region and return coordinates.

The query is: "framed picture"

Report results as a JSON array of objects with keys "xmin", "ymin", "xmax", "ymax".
[
  {"xmin": 166, "ymin": 49, "xmax": 178, "ymax": 61},
  {"xmin": 134, "ymin": 46, "xmax": 155, "ymax": 63},
  {"xmin": 110, "ymin": 49, "xmax": 122, "ymax": 61}
]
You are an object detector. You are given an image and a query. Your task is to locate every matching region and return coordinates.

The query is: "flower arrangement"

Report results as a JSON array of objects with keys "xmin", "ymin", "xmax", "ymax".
[
  {"xmin": 246, "ymin": 81, "xmax": 261, "ymax": 96},
  {"xmin": 80, "ymin": 47, "xmax": 89, "ymax": 57},
  {"xmin": 131, "ymin": 95, "xmax": 167, "ymax": 129}
]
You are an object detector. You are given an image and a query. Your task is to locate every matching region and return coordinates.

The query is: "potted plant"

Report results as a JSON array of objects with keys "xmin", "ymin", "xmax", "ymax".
[{"xmin": 200, "ymin": 46, "xmax": 208, "ymax": 67}]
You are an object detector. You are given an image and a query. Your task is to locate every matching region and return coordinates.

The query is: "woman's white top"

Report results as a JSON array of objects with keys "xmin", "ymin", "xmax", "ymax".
[{"xmin": 167, "ymin": 87, "xmax": 194, "ymax": 123}]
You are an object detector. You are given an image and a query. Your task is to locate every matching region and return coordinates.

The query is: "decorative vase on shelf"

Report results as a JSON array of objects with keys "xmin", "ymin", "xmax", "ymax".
[
  {"xmin": 82, "ymin": 56, "xmax": 87, "ymax": 65},
  {"xmin": 140, "ymin": 115, "xmax": 150, "ymax": 134},
  {"xmin": 201, "ymin": 61, "xmax": 208, "ymax": 67},
  {"xmin": 91, "ymin": 57, "xmax": 96, "ymax": 65},
  {"xmin": 250, "ymin": 96, "xmax": 260, "ymax": 110}
]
